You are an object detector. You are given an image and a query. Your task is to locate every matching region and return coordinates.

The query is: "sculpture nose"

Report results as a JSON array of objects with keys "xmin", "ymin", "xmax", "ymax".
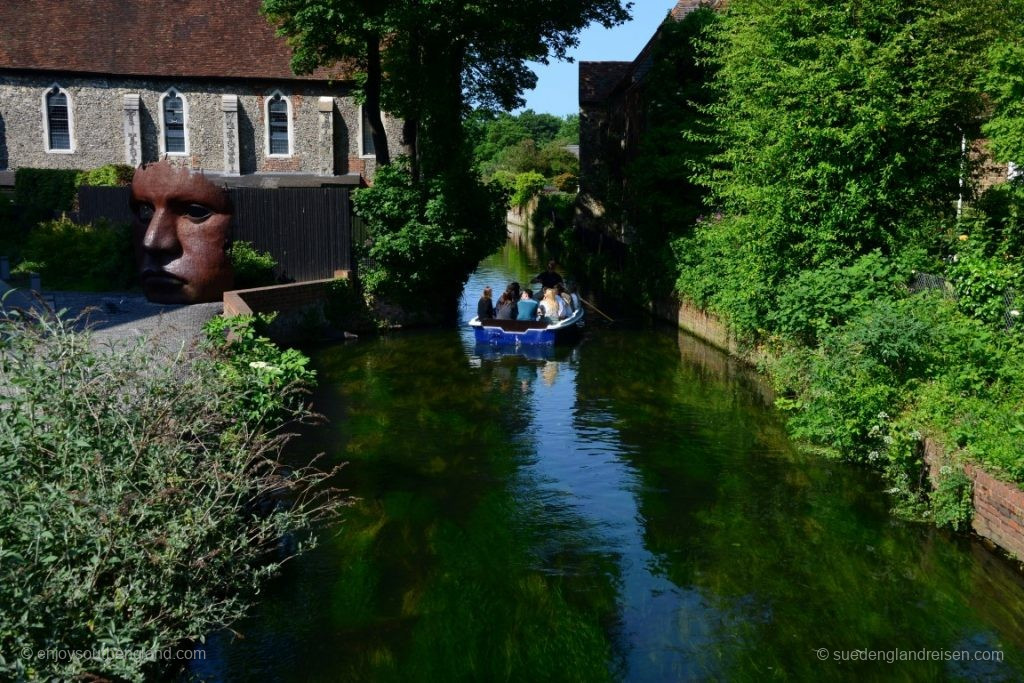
[{"xmin": 142, "ymin": 208, "xmax": 180, "ymax": 255}]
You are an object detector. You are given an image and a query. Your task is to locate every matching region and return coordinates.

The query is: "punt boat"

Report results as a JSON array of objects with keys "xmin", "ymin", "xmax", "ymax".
[{"xmin": 469, "ymin": 307, "xmax": 584, "ymax": 347}]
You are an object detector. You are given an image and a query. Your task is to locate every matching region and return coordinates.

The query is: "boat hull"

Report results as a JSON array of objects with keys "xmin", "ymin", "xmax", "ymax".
[{"xmin": 469, "ymin": 309, "xmax": 583, "ymax": 347}]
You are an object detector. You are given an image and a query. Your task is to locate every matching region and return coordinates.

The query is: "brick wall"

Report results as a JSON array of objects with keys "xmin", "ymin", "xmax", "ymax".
[
  {"xmin": 223, "ymin": 277, "xmax": 349, "ymax": 344},
  {"xmin": 672, "ymin": 300, "xmax": 1024, "ymax": 561},
  {"xmin": 923, "ymin": 439, "xmax": 1024, "ymax": 559}
]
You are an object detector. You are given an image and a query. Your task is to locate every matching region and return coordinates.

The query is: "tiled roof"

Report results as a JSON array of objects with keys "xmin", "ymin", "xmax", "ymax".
[
  {"xmin": 0, "ymin": 0, "xmax": 350, "ymax": 82},
  {"xmin": 671, "ymin": 0, "xmax": 727, "ymax": 20},
  {"xmin": 579, "ymin": 61, "xmax": 632, "ymax": 104},
  {"xmin": 581, "ymin": 0, "xmax": 727, "ymax": 106}
]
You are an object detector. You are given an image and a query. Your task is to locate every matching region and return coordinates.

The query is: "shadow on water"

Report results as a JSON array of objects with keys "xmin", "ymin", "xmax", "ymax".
[{"xmin": 188, "ymin": 238, "xmax": 1024, "ymax": 682}]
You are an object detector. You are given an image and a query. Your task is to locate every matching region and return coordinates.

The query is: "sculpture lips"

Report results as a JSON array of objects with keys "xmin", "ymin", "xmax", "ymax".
[{"xmin": 142, "ymin": 270, "xmax": 185, "ymax": 289}]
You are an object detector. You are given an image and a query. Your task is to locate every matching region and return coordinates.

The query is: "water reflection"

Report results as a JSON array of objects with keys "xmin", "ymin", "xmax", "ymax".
[{"xmin": 188, "ymin": 239, "xmax": 1024, "ymax": 682}]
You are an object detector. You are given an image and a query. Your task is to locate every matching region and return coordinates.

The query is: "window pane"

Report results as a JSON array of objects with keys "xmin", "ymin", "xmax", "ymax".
[
  {"xmin": 361, "ymin": 108, "xmax": 375, "ymax": 156},
  {"xmin": 164, "ymin": 94, "xmax": 185, "ymax": 153},
  {"xmin": 269, "ymin": 97, "xmax": 289, "ymax": 154},
  {"xmin": 47, "ymin": 91, "xmax": 70, "ymax": 150}
]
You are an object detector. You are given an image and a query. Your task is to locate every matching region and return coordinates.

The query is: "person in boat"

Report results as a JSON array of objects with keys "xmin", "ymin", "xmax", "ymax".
[
  {"xmin": 477, "ymin": 286, "xmax": 495, "ymax": 319},
  {"xmin": 495, "ymin": 290, "xmax": 518, "ymax": 320},
  {"xmin": 565, "ymin": 281, "xmax": 581, "ymax": 313},
  {"xmin": 537, "ymin": 288, "xmax": 562, "ymax": 324},
  {"xmin": 555, "ymin": 283, "xmax": 575, "ymax": 317},
  {"xmin": 508, "ymin": 281, "xmax": 522, "ymax": 302},
  {"xmin": 530, "ymin": 260, "xmax": 564, "ymax": 291},
  {"xmin": 517, "ymin": 288, "xmax": 539, "ymax": 321}
]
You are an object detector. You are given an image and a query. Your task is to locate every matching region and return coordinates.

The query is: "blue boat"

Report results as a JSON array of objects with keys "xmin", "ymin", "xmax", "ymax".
[{"xmin": 469, "ymin": 307, "xmax": 584, "ymax": 347}]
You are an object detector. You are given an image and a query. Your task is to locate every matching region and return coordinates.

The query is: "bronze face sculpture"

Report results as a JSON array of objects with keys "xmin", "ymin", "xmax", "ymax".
[{"xmin": 131, "ymin": 161, "xmax": 233, "ymax": 304}]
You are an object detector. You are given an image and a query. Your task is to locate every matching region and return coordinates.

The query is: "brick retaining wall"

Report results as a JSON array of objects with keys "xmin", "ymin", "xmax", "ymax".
[
  {"xmin": 670, "ymin": 298, "xmax": 1024, "ymax": 561},
  {"xmin": 923, "ymin": 439, "xmax": 1024, "ymax": 559},
  {"xmin": 223, "ymin": 276, "xmax": 347, "ymax": 344}
]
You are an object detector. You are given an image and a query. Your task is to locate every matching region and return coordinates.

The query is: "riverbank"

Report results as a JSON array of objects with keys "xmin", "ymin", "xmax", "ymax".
[{"xmin": 656, "ymin": 289, "xmax": 1024, "ymax": 565}]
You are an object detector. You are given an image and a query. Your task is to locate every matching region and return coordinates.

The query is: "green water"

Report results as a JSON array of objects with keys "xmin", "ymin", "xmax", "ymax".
[{"xmin": 191, "ymin": 241, "xmax": 1024, "ymax": 682}]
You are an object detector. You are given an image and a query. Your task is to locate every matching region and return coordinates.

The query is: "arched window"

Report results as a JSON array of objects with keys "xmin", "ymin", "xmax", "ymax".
[
  {"xmin": 43, "ymin": 85, "xmax": 73, "ymax": 152},
  {"xmin": 360, "ymin": 105, "xmax": 376, "ymax": 158},
  {"xmin": 159, "ymin": 89, "xmax": 189, "ymax": 156},
  {"xmin": 267, "ymin": 93, "xmax": 291, "ymax": 156}
]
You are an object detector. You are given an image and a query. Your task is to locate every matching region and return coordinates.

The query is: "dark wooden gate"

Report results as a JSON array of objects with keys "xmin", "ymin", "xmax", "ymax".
[{"xmin": 230, "ymin": 187, "xmax": 351, "ymax": 282}]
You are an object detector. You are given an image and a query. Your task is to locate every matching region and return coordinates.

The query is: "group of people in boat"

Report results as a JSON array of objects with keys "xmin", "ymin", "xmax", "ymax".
[{"xmin": 477, "ymin": 261, "xmax": 580, "ymax": 325}]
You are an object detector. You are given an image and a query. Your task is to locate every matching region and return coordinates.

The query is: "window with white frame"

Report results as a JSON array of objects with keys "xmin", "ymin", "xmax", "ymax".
[
  {"xmin": 159, "ymin": 89, "xmax": 189, "ymax": 155},
  {"xmin": 43, "ymin": 85, "xmax": 72, "ymax": 152},
  {"xmin": 266, "ymin": 92, "xmax": 291, "ymax": 156}
]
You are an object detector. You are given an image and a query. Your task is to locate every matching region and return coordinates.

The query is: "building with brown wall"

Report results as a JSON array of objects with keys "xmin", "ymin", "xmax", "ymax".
[{"xmin": 577, "ymin": 0, "xmax": 725, "ymax": 241}]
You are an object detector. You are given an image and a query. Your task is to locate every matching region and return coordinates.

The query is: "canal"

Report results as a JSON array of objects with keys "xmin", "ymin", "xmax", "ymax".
[{"xmin": 191, "ymin": 240, "xmax": 1024, "ymax": 681}]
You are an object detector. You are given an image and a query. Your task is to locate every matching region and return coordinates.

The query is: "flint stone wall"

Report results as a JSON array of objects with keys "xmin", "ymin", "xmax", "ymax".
[{"xmin": 0, "ymin": 72, "xmax": 402, "ymax": 178}]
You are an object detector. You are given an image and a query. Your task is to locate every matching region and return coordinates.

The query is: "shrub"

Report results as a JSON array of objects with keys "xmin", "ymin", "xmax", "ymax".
[
  {"xmin": 947, "ymin": 243, "xmax": 1021, "ymax": 329},
  {"xmin": 14, "ymin": 168, "xmax": 81, "ymax": 212},
  {"xmin": 771, "ymin": 251, "xmax": 910, "ymax": 346},
  {"xmin": 18, "ymin": 216, "xmax": 134, "ymax": 291},
  {"xmin": 201, "ymin": 314, "xmax": 316, "ymax": 425},
  {"xmin": 76, "ymin": 163, "xmax": 135, "ymax": 188},
  {"xmin": 930, "ymin": 465, "xmax": 975, "ymax": 531},
  {"xmin": 0, "ymin": 309, "xmax": 344, "ymax": 682},
  {"xmin": 777, "ymin": 297, "xmax": 936, "ymax": 458},
  {"xmin": 551, "ymin": 172, "xmax": 578, "ymax": 194},
  {"xmin": 324, "ymin": 277, "xmax": 371, "ymax": 331},
  {"xmin": 353, "ymin": 160, "xmax": 505, "ymax": 313},
  {"xmin": 510, "ymin": 172, "xmax": 547, "ymax": 208},
  {"xmin": 229, "ymin": 241, "xmax": 277, "ymax": 290}
]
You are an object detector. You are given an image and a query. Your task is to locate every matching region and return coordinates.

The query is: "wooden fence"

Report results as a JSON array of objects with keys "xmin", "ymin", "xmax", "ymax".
[{"xmin": 76, "ymin": 185, "xmax": 352, "ymax": 282}]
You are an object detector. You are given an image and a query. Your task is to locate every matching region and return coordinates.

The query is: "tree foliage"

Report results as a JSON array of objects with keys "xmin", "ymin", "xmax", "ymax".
[
  {"xmin": 979, "ymin": 0, "xmax": 1024, "ymax": 165},
  {"xmin": 673, "ymin": 0, "xmax": 1015, "ymax": 336},
  {"xmin": 263, "ymin": 0, "xmax": 629, "ymax": 178}
]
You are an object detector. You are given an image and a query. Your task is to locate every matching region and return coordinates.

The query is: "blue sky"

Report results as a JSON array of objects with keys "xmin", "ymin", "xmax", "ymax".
[{"xmin": 519, "ymin": 1, "xmax": 679, "ymax": 117}]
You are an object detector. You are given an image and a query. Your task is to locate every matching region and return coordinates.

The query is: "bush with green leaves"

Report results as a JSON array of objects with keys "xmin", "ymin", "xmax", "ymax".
[
  {"xmin": 14, "ymin": 168, "xmax": 81, "ymax": 212},
  {"xmin": 353, "ymin": 160, "xmax": 505, "ymax": 314},
  {"xmin": 229, "ymin": 241, "xmax": 278, "ymax": 290},
  {"xmin": 510, "ymin": 172, "xmax": 547, "ymax": 208},
  {"xmin": 947, "ymin": 239, "xmax": 1022, "ymax": 329},
  {"xmin": 15, "ymin": 216, "xmax": 134, "ymax": 291},
  {"xmin": 668, "ymin": 0, "xmax": 1015, "ymax": 339},
  {"xmin": 0, "ymin": 309, "xmax": 344, "ymax": 682},
  {"xmin": 930, "ymin": 465, "xmax": 975, "ymax": 531},
  {"xmin": 202, "ymin": 313, "xmax": 316, "ymax": 425},
  {"xmin": 75, "ymin": 164, "xmax": 135, "ymax": 188},
  {"xmin": 771, "ymin": 251, "xmax": 916, "ymax": 346}
]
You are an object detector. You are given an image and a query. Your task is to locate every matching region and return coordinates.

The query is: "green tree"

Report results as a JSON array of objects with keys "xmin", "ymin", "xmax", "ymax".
[
  {"xmin": 979, "ymin": 0, "xmax": 1024, "ymax": 166},
  {"xmin": 676, "ymin": 0, "xmax": 1013, "ymax": 335},
  {"xmin": 263, "ymin": 0, "xmax": 630, "ymax": 180}
]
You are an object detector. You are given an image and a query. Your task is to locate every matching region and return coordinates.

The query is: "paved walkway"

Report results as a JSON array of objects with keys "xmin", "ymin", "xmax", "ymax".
[{"xmin": 1, "ymin": 280, "xmax": 221, "ymax": 350}]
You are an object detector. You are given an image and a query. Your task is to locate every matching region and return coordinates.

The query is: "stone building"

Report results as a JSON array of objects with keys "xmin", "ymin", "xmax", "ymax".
[
  {"xmin": 577, "ymin": 0, "xmax": 724, "ymax": 240},
  {"xmin": 0, "ymin": 0, "xmax": 401, "ymax": 186}
]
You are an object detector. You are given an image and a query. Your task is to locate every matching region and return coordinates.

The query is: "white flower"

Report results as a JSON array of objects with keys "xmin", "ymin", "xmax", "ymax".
[
  {"xmin": 1011, "ymin": 310, "xmax": 1021, "ymax": 317},
  {"xmin": 249, "ymin": 361, "xmax": 270, "ymax": 370}
]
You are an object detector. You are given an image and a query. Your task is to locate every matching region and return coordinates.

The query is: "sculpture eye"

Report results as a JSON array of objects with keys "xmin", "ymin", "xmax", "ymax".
[
  {"xmin": 134, "ymin": 203, "xmax": 155, "ymax": 223},
  {"xmin": 185, "ymin": 204, "xmax": 212, "ymax": 222}
]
